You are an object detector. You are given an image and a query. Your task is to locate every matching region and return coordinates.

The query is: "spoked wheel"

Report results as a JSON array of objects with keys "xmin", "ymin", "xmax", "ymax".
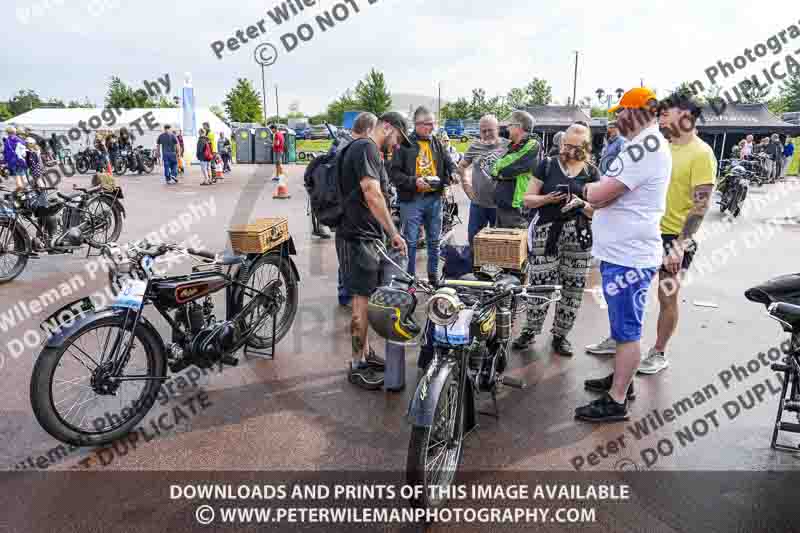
[
  {"xmin": 0, "ymin": 219, "xmax": 29, "ymax": 283},
  {"xmin": 75, "ymin": 156, "xmax": 90, "ymax": 175},
  {"xmin": 141, "ymin": 157, "xmax": 155, "ymax": 174},
  {"xmin": 30, "ymin": 315, "xmax": 165, "ymax": 446},
  {"xmin": 407, "ymin": 366, "xmax": 465, "ymax": 509},
  {"xmin": 113, "ymin": 158, "xmax": 127, "ymax": 176},
  {"xmin": 83, "ymin": 196, "xmax": 123, "ymax": 247},
  {"xmin": 239, "ymin": 253, "xmax": 298, "ymax": 348}
]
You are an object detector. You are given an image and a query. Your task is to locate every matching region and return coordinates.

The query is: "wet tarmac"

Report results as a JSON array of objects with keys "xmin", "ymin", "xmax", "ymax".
[{"xmin": 2, "ymin": 164, "xmax": 800, "ymax": 479}]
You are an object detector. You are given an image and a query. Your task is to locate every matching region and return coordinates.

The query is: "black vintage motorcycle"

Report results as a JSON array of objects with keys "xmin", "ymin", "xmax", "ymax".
[
  {"xmin": 717, "ymin": 163, "xmax": 751, "ymax": 217},
  {"xmin": 113, "ymin": 146, "xmax": 155, "ymax": 176},
  {"xmin": 745, "ymin": 275, "xmax": 800, "ymax": 452},
  {"xmin": 0, "ymin": 183, "xmax": 125, "ymax": 283},
  {"xmin": 75, "ymin": 147, "xmax": 106, "ymax": 174},
  {"xmin": 30, "ymin": 238, "xmax": 300, "ymax": 446},
  {"xmin": 376, "ymin": 246, "xmax": 561, "ymax": 509}
]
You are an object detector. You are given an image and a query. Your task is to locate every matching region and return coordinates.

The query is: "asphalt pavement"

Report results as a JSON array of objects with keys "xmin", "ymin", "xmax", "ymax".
[{"xmin": 2, "ymin": 163, "xmax": 800, "ymax": 476}]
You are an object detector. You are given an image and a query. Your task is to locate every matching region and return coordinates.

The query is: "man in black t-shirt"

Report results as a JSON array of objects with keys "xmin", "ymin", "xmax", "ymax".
[
  {"xmin": 157, "ymin": 125, "xmax": 180, "ymax": 184},
  {"xmin": 337, "ymin": 111, "xmax": 410, "ymax": 390}
]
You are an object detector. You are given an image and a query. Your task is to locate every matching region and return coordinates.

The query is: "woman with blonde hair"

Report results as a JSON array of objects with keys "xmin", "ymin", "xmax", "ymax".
[{"xmin": 512, "ymin": 122, "xmax": 598, "ymax": 356}]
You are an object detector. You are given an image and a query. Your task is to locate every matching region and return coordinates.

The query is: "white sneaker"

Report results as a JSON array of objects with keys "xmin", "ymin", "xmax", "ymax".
[
  {"xmin": 585, "ymin": 337, "xmax": 617, "ymax": 355},
  {"xmin": 638, "ymin": 347, "xmax": 669, "ymax": 375}
]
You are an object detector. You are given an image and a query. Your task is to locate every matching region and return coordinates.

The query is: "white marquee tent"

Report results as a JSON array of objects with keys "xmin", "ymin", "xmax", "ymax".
[{"xmin": 0, "ymin": 107, "xmax": 230, "ymax": 157}]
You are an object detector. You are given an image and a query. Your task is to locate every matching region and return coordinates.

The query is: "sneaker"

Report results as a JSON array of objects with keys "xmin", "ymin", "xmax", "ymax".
[
  {"xmin": 585, "ymin": 336, "xmax": 617, "ymax": 355},
  {"xmin": 552, "ymin": 335, "xmax": 574, "ymax": 357},
  {"xmin": 638, "ymin": 348, "xmax": 669, "ymax": 375},
  {"xmin": 348, "ymin": 361, "xmax": 383, "ymax": 390},
  {"xmin": 512, "ymin": 329, "xmax": 536, "ymax": 350},
  {"xmin": 583, "ymin": 373, "xmax": 636, "ymax": 400},
  {"xmin": 365, "ymin": 348, "xmax": 385, "ymax": 370},
  {"xmin": 575, "ymin": 393, "xmax": 629, "ymax": 422}
]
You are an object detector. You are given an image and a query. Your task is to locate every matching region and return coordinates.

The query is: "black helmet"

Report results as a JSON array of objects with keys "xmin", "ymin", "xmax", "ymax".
[{"xmin": 367, "ymin": 286, "xmax": 421, "ymax": 342}]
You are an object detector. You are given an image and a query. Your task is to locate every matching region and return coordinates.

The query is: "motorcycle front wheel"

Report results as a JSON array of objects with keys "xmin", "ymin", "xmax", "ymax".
[
  {"xmin": 75, "ymin": 155, "xmax": 90, "ymax": 175},
  {"xmin": 113, "ymin": 157, "xmax": 127, "ymax": 176},
  {"xmin": 30, "ymin": 315, "xmax": 166, "ymax": 446},
  {"xmin": 141, "ymin": 156, "xmax": 155, "ymax": 174},
  {"xmin": 406, "ymin": 365, "xmax": 465, "ymax": 509}
]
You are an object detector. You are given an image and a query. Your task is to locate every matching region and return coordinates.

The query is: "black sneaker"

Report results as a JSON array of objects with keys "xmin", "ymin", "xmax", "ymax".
[
  {"xmin": 584, "ymin": 373, "xmax": 636, "ymax": 400},
  {"xmin": 348, "ymin": 361, "xmax": 384, "ymax": 390},
  {"xmin": 552, "ymin": 335, "xmax": 574, "ymax": 357},
  {"xmin": 512, "ymin": 330, "xmax": 536, "ymax": 350},
  {"xmin": 575, "ymin": 393, "xmax": 629, "ymax": 422},
  {"xmin": 365, "ymin": 348, "xmax": 385, "ymax": 370}
]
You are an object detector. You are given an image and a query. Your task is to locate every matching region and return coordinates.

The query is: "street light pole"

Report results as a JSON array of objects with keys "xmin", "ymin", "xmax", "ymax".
[
  {"xmin": 572, "ymin": 51, "xmax": 579, "ymax": 107},
  {"xmin": 275, "ymin": 85, "xmax": 279, "ymax": 119},
  {"xmin": 261, "ymin": 65, "xmax": 268, "ymax": 126}
]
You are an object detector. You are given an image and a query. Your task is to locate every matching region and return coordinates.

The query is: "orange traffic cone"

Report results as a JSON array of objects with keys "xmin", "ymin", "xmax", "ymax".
[
  {"xmin": 107, "ymin": 162, "xmax": 113, "ymax": 174},
  {"xmin": 272, "ymin": 176, "xmax": 291, "ymax": 199}
]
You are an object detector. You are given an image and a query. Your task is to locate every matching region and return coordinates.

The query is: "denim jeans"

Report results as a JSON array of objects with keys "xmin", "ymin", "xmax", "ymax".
[
  {"xmin": 163, "ymin": 152, "xmax": 178, "ymax": 181},
  {"xmin": 467, "ymin": 203, "xmax": 497, "ymax": 244},
  {"xmin": 399, "ymin": 193, "xmax": 442, "ymax": 277}
]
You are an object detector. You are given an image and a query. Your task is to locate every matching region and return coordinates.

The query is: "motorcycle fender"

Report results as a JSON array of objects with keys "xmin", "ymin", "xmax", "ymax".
[
  {"xmin": 42, "ymin": 304, "xmax": 165, "ymax": 361},
  {"xmin": 408, "ymin": 358, "xmax": 466, "ymax": 428},
  {"xmin": 104, "ymin": 193, "xmax": 126, "ymax": 217},
  {"xmin": 248, "ymin": 237, "xmax": 300, "ymax": 284}
]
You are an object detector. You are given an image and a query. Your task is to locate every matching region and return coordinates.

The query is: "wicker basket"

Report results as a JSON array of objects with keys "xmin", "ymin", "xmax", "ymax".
[
  {"xmin": 473, "ymin": 228, "xmax": 528, "ymax": 271},
  {"xmin": 228, "ymin": 217, "xmax": 289, "ymax": 254}
]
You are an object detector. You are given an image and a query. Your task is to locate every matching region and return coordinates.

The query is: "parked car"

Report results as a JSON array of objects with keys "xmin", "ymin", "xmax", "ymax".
[
  {"xmin": 463, "ymin": 127, "xmax": 480, "ymax": 138},
  {"xmin": 308, "ymin": 125, "xmax": 331, "ymax": 140}
]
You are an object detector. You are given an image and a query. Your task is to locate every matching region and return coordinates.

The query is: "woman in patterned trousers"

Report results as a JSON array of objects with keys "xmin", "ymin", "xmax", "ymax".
[{"xmin": 512, "ymin": 123, "xmax": 598, "ymax": 356}]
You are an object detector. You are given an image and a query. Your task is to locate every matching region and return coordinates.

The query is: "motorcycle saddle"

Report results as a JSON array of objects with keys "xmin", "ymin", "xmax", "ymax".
[{"xmin": 745, "ymin": 274, "xmax": 800, "ymax": 307}]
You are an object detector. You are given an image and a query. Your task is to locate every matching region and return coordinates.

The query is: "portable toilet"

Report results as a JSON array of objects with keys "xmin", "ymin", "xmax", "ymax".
[
  {"xmin": 234, "ymin": 128, "xmax": 253, "ymax": 163},
  {"xmin": 284, "ymin": 128, "xmax": 297, "ymax": 163},
  {"xmin": 254, "ymin": 128, "xmax": 273, "ymax": 164}
]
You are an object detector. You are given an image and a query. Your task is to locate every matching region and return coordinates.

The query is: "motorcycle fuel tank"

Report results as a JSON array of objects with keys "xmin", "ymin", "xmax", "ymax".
[{"xmin": 151, "ymin": 273, "xmax": 227, "ymax": 307}]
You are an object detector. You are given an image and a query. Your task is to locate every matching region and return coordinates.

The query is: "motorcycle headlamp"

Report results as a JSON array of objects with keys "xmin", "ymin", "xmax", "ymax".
[{"xmin": 427, "ymin": 288, "xmax": 464, "ymax": 326}]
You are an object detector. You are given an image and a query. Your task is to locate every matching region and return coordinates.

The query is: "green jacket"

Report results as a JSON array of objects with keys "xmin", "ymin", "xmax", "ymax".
[{"xmin": 491, "ymin": 136, "xmax": 539, "ymax": 209}]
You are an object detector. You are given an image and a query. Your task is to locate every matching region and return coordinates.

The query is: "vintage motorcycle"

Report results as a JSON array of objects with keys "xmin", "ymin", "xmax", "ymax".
[
  {"xmin": 75, "ymin": 147, "xmax": 106, "ymax": 174},
  {"xmin": 717, "ymin": 164, "xmax": 751, "ymax": 217},
  {"xmin": 745, "ymin": 275, "xmax": 800, "ymax": 452},
  {"xmin": 30, "ymin": 237, "xmax": 300, "ymax": 446},
  {"xmin": 112, "ymin": 146, "xmax": 155, "ymax": 176},
  {"xmin": 375, "ymin": 245, "xmax": 561, "ymax": 509},
  {"xmin": 0, "ymin": 183, "xmax": 125, "ymax": 283}
]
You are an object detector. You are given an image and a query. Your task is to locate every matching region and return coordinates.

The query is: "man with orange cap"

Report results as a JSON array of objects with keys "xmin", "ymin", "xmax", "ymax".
[{"xmin": 576, "ymin": 87, "xmax": 672, "ymax": 422}]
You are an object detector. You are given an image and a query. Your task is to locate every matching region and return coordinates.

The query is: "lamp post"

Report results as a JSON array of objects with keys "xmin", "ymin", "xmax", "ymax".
[
  {"xmin": 595, "ymin": 88, "xmax": 625, "ymax": 114},
  {"xmin": 254, "ymin": 43, "xmax": 278, "ymax": 126}
]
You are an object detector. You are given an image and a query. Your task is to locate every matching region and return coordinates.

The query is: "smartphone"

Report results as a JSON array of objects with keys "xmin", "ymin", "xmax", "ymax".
[{"xmin": 556, "ymin": 184, "xmax": 571, "ymax": 203}]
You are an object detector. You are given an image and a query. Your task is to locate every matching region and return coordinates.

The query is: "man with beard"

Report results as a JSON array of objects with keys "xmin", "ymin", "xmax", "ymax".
[
  {"xmin": 577, "ymin": 87, "xmax": 671, "ymax": 422},
  {"xmin": 511, "ymin": 123, "xmax": 598, "ymax": 355},
  {"xmin": 458, "ymin": 114, "xmax": 510, "ymax": 244},
  {"xmin": 338, "ymin": 112, "xmax": 410, "ymax": 390},
  {"xmin": 491, "ymin": 110, "xmax": 540, "ymax": 229}
]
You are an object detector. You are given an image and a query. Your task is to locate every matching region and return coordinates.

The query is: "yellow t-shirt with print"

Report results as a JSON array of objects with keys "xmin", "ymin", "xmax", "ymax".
[
  {"xmin": 660, "ymin": 136, "xmax": 717, "ymax": 235},
  {"xmin": 416, "ymin": 140, "xmax": 435, "ymax": 178}
]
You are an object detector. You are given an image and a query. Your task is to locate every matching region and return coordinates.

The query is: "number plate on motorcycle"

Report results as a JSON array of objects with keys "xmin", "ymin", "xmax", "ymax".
[
  {"xmin": 110, "ymin": 279, "xmax": 147, "ymax": 309},
  {"xmin": 433, "ymin": 310, "xmax": 473, "ymax": 346}
]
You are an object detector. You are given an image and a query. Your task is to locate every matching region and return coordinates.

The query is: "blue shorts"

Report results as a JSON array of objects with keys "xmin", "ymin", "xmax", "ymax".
[{"xmin": 600, "ymin": 261, "xmax": 656, "ymax": 343}]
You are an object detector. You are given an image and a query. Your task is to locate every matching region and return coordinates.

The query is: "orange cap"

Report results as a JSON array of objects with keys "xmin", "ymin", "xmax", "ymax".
[{"xmin": 608, "ymin": 87, "xmax": 658, "ymax": 114}]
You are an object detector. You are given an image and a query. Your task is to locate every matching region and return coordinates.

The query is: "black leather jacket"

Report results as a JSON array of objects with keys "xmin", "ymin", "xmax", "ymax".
[{"xmin": 389, "ymin": 133, "xmax": 455, "ymax": 203}]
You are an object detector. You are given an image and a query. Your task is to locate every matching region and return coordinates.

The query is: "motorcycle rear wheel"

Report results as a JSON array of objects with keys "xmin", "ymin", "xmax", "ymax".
[
  {"xmin": 406, "ymin": 367, "xmax": 465, "ymax": 510},
  {"xmin": 113, "ymin": 157, "xmax": 127, "ymax": 176},
  {"xmin": 30, "ymin": 315, "xmax": 166, "ymax": 446},
  {"xmin": 141, "ymin": 156, "xmax": 155, "ymax": 174},
  {"xmin": 238, "ymin": 253, "xmax": 298, "ymax": 348},
  {"xmin": 0, "ymin": 219, "xmax": 29, "ymax": 283},
  {"xmin": 75, "ymin": 155, "xmax": 90, "ymax": 175},
  {"xmin": 83, "ymin": 196, "xmax": 124, "ymax": 247}
]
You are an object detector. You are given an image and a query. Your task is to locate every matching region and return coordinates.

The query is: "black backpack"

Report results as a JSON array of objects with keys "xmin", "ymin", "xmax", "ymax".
[{"xmin": 304, "ymin": 138, "xmax": 358, "ymax": 228}]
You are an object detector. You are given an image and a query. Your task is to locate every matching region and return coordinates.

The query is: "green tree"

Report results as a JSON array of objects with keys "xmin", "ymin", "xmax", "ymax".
[
  {"xmin": 68, "ymin": 98, "xmax": 95, "ymax": 108},
  {"xmin": 780, "ymin": 71, "xmax": 800, "ymax": 112},
  {"xmin": 768, "ymin": 96, "xmax": 788, "ymax": 115},
  {"xmin": 739, "ymin": 80, "xmax": 771, "ymax": 104},
  {"xmin": 326, "ymin": 89, "xmax": 358, "ymax": 125},
  {"xmin": 223, "ymin": 78, "xmax": 264, "ymax": 123},
  {"xmin": 590, "ymin": 107, "xmax": 608, "ymax": 118},
  {"xmin": 0, "ymin": 103, "xmax": 12, "ymax": 121},
  {"xmin": 105, "ymin": 76, "xmax": 157, "ymax": 109},
  {"xmin": 8, "ymin": 89, "xmax": 42, "ymax": 116},
  {"xmin": 440, "ymin": 97, "xmax": 471, "ymax": 120},
  {"xmin": 154, "ymin": 95, "xmax": 177, "ymax": 108},
  {"xmin": 524, "ymin": 78, "xmax": 552, "ymax": 106},
  {"xmin": 354, "ymin": 69, "xmax": 392, "ymax": 115},
  {"xmin": 469, "ymin": 88, "xmax": 490, "ymax": 118},
  {"xmin": 506, "ymin": 87, "xmax": 528, "ymax": 109},
  {"xmin": 309, "ymin": 113, "xmax": 327, "ymax": 125}
]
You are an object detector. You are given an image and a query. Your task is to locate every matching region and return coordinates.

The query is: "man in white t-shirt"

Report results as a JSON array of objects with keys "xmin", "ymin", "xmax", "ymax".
[{"xmin": 575, "ymin": 87, "xmax": 671, "ymax": 423}]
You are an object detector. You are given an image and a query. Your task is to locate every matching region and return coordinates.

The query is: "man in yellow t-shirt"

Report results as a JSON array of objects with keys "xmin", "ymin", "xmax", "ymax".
[{"xmin": 639, "ymin": 90, "xmax": 717, "ymax": 375}]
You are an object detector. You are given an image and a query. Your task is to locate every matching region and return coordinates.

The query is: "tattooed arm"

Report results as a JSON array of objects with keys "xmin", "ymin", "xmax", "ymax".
[{"xmin": 664, "ymin": 183, "xmax": 713, "ymax": 274}]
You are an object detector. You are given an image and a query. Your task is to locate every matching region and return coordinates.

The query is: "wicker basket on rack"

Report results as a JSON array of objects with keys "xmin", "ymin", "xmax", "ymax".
[
  {"xmin": 473, "ymin": 228, "xmax": 528, "ymax": 271},
  {"xmin": 228, "ymin": 217, "xmax": 289, "ymax": 254}
]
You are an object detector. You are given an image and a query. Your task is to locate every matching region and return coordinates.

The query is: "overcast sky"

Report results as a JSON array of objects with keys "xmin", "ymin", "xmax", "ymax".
[{"xmin": 3, "ymin": 0, "xmax": 797, "ymax": 115}]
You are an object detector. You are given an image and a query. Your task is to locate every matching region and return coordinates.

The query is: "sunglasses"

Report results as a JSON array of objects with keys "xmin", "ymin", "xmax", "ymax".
[{"xmin": 415, "ymin": 121, "xmax": 434, "ymax": 127}]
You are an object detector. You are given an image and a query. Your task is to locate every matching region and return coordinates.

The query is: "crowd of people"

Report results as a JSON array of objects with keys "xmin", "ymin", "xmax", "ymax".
[
  {"xmin": 325, "ymin": 87, "xmax": 726, "ymax": 425},
  {"xmin": 731, "ymin": 133, "xmax": 795, "ymax": 178}
]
